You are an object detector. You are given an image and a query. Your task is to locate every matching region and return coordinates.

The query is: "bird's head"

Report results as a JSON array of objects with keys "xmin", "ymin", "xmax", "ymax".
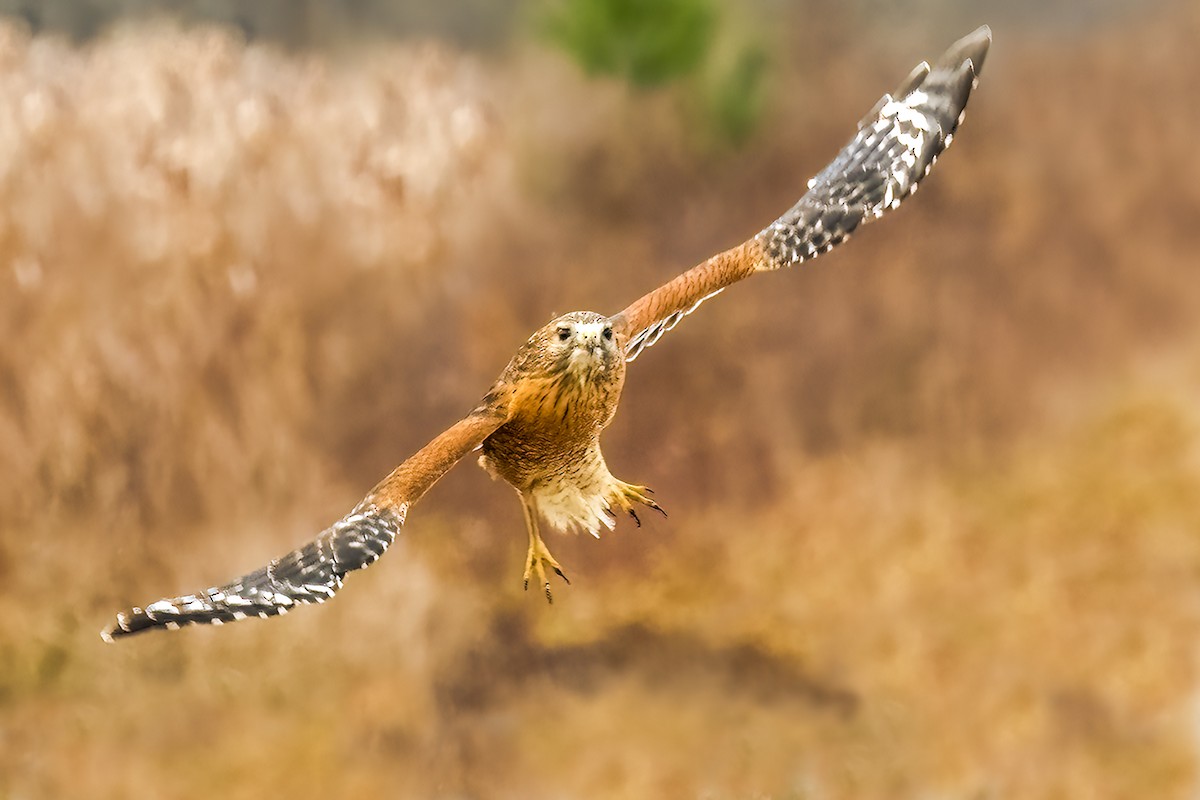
[{"xmin": 540, "ymin": 311, "xmax": 621, "ymax": 379}]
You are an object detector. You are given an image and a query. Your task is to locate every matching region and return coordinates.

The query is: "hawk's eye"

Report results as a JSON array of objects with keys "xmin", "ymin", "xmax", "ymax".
[
  {"xmin": 557, "ymin": 327, "xmax": 571, "ymax": 342},
  {"xmin": 602, "ymin": 327, "xmax": 613, "ymax": 341}
]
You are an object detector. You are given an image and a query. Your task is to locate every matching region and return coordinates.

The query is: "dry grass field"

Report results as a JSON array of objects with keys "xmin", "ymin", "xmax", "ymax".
[{"xmin": 2, "ymin": 3, "xmax": 1200, "ymax": 797}]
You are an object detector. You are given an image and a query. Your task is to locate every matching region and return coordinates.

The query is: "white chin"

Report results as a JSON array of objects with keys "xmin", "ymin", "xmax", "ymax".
[{"xmin": 568, "ymin": 349, "xmax": 600, "ymax": 374}]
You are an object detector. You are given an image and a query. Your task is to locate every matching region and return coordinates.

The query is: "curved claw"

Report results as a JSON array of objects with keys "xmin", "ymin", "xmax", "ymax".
[
  {"xmin": 523, "ymin": 537, "xmax": 570, "ymax": 604},
  {"xmin": 613, "ymin": 481, "xmax": 667, "ymax": 521}
]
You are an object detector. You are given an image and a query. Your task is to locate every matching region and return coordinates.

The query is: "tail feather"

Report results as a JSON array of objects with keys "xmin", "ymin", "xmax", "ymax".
[{"xmin": 101, "ymin": 505, "xmax": 405, "ymax": 642}]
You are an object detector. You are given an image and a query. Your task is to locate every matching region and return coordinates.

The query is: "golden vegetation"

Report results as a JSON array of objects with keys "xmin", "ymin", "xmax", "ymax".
[{"xmin": 3, "ymin": 6, "xmax": 1200, "ymax": 798}]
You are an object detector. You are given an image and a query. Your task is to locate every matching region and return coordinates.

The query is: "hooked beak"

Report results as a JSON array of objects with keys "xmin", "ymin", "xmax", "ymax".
[{"xmin": 566, "ymin": 331, "xmax": 607, "ymax": 377}]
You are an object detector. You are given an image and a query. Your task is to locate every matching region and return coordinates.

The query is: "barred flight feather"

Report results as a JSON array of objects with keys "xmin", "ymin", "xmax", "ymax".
[
  {"xmin": 618, "ymin": 26, "xmax": 989, "ymax": 363},
  {"xmin": 101, "ymin": 505, "xmax": 406, "ymax": 641},
  {"xmin": 757, "ymin": 33, "xmax": 985, "ymax": 271}
]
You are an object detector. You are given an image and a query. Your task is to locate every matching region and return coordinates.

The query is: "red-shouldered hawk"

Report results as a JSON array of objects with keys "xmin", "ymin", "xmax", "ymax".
[{"xmin": 103, "ymin": 26, "xmax": 990, "ymax": 641}]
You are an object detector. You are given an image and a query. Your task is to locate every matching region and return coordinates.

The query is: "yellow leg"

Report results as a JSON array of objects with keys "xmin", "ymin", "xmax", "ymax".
[{"xmin": 520, "ymin": 494, "xmax": 570, "ymax": 604}]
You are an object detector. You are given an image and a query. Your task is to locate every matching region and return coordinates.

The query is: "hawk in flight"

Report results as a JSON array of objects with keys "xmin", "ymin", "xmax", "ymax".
[{"xmin": 103, "ymin": 26, "xmax": 991, "ymax": 641}]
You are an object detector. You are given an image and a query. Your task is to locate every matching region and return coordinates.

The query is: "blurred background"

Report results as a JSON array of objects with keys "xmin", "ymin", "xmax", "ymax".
[{"xmin": 1, "ymin": 0, "xmax": 1199, "ymax": 797}]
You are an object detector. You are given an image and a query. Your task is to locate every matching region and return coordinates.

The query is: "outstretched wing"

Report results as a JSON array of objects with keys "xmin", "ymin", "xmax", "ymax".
[
  {"xmin": 101, "ymin": 393, "xmax": 511, "ymax": 641},
  {"xmin": 611, "ymin": 26, "xmax": 991, "ymax": 363}
]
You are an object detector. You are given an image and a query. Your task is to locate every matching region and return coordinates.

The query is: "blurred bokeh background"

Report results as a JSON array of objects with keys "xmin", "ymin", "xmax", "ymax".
[{"xmin": 2, "ymin": 0, "xmax": 1199, "ymax": 797}]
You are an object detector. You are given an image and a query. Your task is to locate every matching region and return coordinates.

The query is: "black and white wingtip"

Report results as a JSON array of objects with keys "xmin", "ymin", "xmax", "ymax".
[
  {"xmin": 101, "ymin": 505, "xmax": 407, "ymax": 642},
  {"xmin": 755, "ymin": 25, "xmax": 991, "ymax": 272},
  {"xmin": 942, "ymin": 25, "xmax": 991, "ymax": 83}
]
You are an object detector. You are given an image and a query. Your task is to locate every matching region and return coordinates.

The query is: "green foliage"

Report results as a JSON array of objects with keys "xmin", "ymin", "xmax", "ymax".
[
  {"xmin": 698, "ymin": 40, "xmax": 769, "ymax": 147},
  {"xmin": 540, "ymin": 0, "xmax": 717, "ymax": 88},
  {"xmin": 538, "ymin": 0, "xmax": 771, "ymax": 146}
]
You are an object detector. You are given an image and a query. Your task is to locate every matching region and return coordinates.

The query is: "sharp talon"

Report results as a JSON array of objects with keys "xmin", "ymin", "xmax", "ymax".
[
  {"xmin": 645, "ymin": 487, "xmax": 655, "ymax": 494},
  {"xmin": 629, "ymin": 509, "xmax": 641, "ymax": 527},
  {"xmin": 603, "ymin": 507, "xmax": 617, "ymax": 518},
  {"xmin": 653, "ymin": 503, "xmax": 668, "ymax": 518},
  {"xmin": 522, "ymin": 519, "xmax": 569, "ymax": 603}
]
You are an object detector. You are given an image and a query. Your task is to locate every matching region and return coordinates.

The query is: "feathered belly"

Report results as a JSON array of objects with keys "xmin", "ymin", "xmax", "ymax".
[
  {"xmin": 479, "ymin": 433, "xmax": 621, "ymax": 536},
  {"xmin": 528, "ymin": 449, "xmax": 621, "ymax": 537},
  {"xmin": 478, "ymin": 368, "xmax": 625, "ymax": 536}
]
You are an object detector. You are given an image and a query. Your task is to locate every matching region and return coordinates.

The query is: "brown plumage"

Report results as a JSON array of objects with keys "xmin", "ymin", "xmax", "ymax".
[{"xmin": 102, "ymin": 26, "xmax": 990, "ymax": 640}]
